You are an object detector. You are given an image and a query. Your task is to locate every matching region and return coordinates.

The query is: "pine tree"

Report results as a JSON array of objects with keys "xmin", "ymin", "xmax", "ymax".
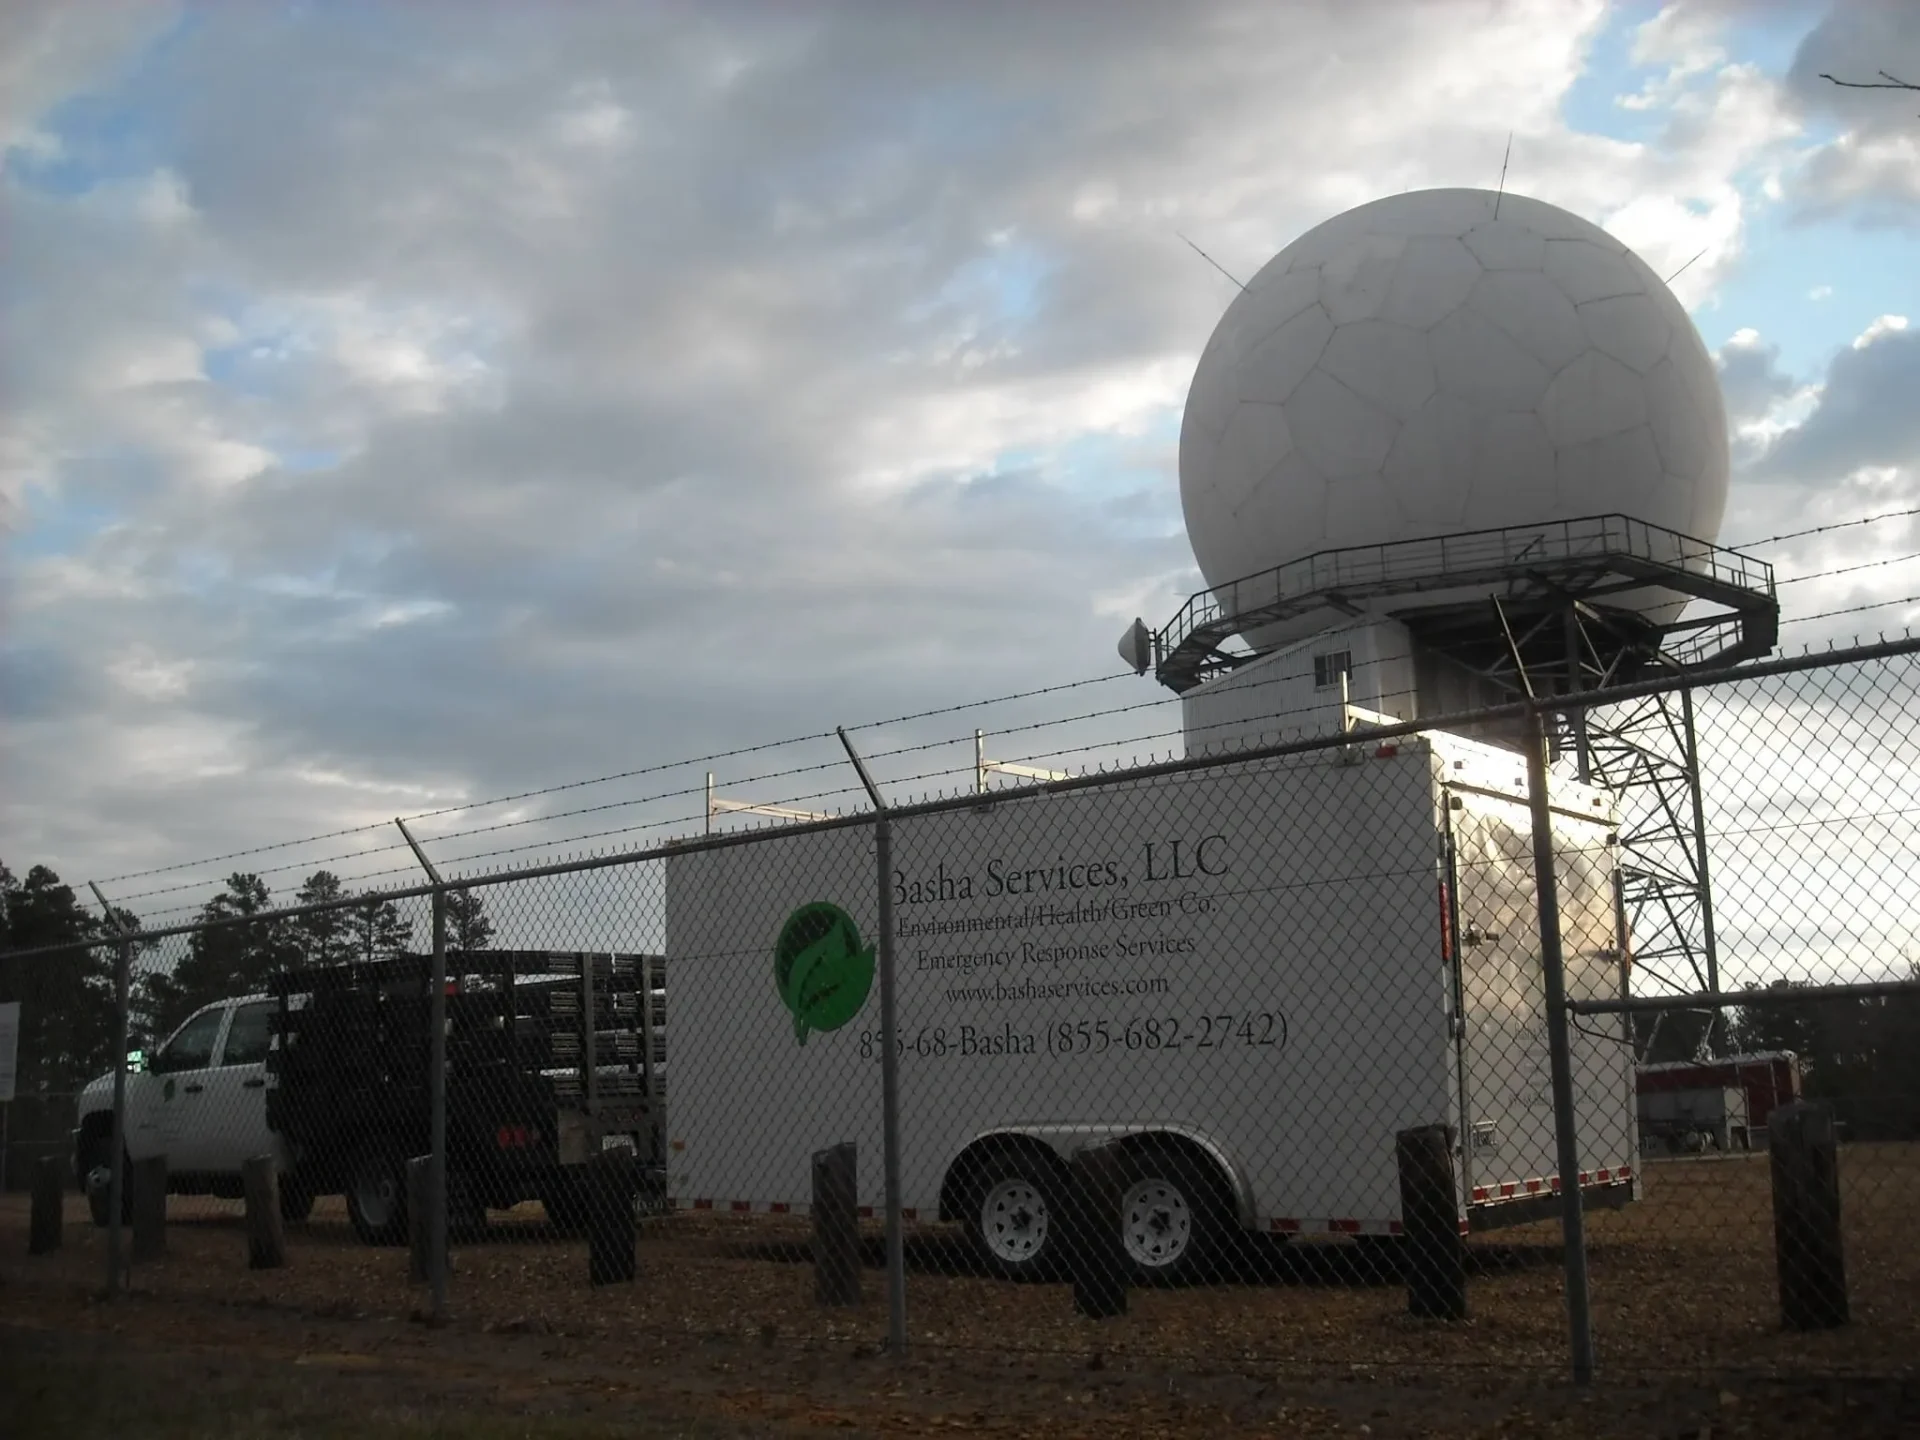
[
  {"xmin": 444, "ymin": 887, "xmax": 494, "ymax": 951},
  {"xmin": 291, "ymin": 870, "xmax": 354, "ymax": 966},
  {"xmin": 136, "ymin": 873, "xmax": 295, "ymax": 1040},
  {"xmin": 349, "ymin": 890, "xmax": 415, "ymax": 962},
  {"xmin": 0, "ymin": 862, "xmax": 123, "ymax": 1092}
]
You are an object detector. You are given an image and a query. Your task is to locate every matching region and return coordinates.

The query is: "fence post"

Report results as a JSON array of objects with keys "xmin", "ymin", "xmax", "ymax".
[
  {"xmin": 812, "ymin": 1141, "xmax": 862, "ymax": 1306},
  {"xmin": 90, "ymin": 883, "xmax": 132, "ymax": 1297},
  {"xmin": 131, "ymin": 1155, "xmax": 167, "ymax": 1262},
  {"xmin": 1061, "ymin": 1144, "xmax": 1128, "ymax": 1319},
  {"xmin": 395, "ymin": 819, "xmax": 449, "ymax": 1327},
  {"xmin": 242, "ymin": 1155, "xmax": 287, "ymax": 1269},
  {"xmin": 1523, "ymin": 700, "xmax": 1596, "ymax": 1384},
  {"xmin": 1395, "ymin": 1124, "xmax": 1466, "ymax": 1320},
  {"xmin": 28, "ymin": 1154, "xmax": 63, "ymax": 1254},
  {"xmin": 429, "ymin": 887, "xmax": 448, "ymax": 1318},
  {"xmin": 838, "ymin": 727, "xmax": 908, "ymax": 1357},
  {"xmin": 586, "ymin": 1150, "xmax": 636, "ymax": 1286},
  {"xmin": 408, "ymin": 1155, "xmax": 432, "ymax": 1284},
  {"xmin": 1769, "ymin": 1100, "xmax": 1848, "ymax": 1330}
]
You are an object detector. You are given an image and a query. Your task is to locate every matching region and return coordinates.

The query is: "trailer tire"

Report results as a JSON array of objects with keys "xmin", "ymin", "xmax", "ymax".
[
  {"xmin": 965, "ymin": 1152, "xmax": 1062, "ymax": 1281},
  {"xmin": 346, "ymin": 1138, "xmax": 409, "ymax": 1246},
  {"xmin": 1117, "ymin": 1156, "xmax": 1229, "ymax": 1286}
]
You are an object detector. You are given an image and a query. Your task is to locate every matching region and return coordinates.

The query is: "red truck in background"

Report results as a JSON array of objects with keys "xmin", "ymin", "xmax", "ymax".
[{"xmin": 1635, "ymin": 1052, "xmax": 1803, "ymax": 1153}]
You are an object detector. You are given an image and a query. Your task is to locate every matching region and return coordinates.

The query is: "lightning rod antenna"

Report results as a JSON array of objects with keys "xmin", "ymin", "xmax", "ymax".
[
  {"xmin": 1494, "ymin": 131, "xmax": 1513, "ymax": 219},
  {"xmin": 1178, "ymin": 232, "xmax": 1246, "ymax": 292},
  {"xmin": 1664, "ymin": 248, "xmax": 1708, "ymax": 285}
]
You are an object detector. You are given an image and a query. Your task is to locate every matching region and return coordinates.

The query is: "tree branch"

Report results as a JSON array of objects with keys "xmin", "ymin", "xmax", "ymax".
[{"xmin": 1819, "ymin": 70, "xmax": 1917, "ymax": 92}]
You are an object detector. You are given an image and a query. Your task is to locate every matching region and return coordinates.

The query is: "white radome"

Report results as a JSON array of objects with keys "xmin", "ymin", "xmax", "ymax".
[{"xmin": 1178, "ymin": 188, "xmax": 1730, "ymax": 605}]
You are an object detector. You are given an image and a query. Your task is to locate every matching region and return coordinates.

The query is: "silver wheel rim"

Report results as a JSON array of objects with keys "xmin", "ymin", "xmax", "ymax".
[
  {"xmin": 1122, "ymin": 1178, "xmax": 1194, "ymax": 1270},
  {"xmin": 981, "ymin": 1178, "xmax": 1049, "ymax": 1265},
  {"xmin": 86, "ymin": 1164, "xmax": 113, "ymax": 1196},
  {"xmin": 354, "ymin": 1162, "xmax": 397, "ymax": 1229}
]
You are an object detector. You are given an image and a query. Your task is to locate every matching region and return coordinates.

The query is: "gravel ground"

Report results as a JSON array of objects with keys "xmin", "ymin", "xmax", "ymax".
[{"xmin": 2, "ymin": 1143, "xmax": 1915, "ymax": 1435}]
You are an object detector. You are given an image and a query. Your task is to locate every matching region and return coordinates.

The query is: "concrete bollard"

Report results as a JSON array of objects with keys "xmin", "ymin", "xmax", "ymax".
[
  {"xmin": 28, "ymin": 1155, "xmax": 64, "ymax": 1255},
  {"xmin": 408, "ymin": 1156, "xmax": 431, "ymax": 1285},
  {"xmin": 131, "ymin": 1155, "xmax": 168, "ymax": 1262},
  {"xmin": 1395, "ymin": 1124, "xmax": 1467, "ymax": 1320},
  {"xmin": 811, "ymin": 1142, "xmax": 862, "ymax": 1306},
  {"xmin": 586, "ymin": 1151, "xmax": 636, "ymax": 1286},
  {"xmin": 1061, "ymin": 1145, "xmax": 1129, "ymax": 1319},
  {"xmin": 1770, "ymin": 1100, "xmax": 1848, "ymax": 1330},
  {"xmin": 242, "ymin": 1155, "xmax": 287, "ymax": 1270}
]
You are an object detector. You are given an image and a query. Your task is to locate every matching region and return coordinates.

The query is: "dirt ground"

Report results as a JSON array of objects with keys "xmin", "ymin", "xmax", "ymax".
[{"xmin": 3, "ymin": 1145, "xmax": 1917, "ymax": 1437}]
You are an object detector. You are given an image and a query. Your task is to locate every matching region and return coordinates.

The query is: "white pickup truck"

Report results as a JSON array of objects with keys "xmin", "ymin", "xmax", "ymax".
[
  {"xmin": 74, "ymin": 951, "xmax": 669, "ymax": 1242},
  {"xmin": 72, "ymin": 993, "xmax": 311, "ymax": 1226}
]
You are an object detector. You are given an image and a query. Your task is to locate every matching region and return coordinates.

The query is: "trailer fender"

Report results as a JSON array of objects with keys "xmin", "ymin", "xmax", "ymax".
[{"xmin": 939, "ymin": 1124, "xmax": 1255, "ymax": 1228}]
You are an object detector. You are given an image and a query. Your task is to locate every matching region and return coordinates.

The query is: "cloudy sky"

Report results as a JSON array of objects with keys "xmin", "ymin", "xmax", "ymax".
[{"xmin": 4, "ymin": 0, "xmax": 1919, "ymax": 927}]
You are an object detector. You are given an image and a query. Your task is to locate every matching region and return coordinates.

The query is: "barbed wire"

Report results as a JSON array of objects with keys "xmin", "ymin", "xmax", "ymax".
[
  {"xmin": 111, "ymin": 674, "xmax": 1442, "ymax": 921},
  {"xmin": 72, "ymin": 649, "xmax": 1920, "ymax": 953},
  {"xmin": 102, "ymin": 651, "xmax": 1420, "ymax": 909},
  {"xmin": 1728, "ymin": 506, "xmax": 1920, "ymax": 552},
  {"xmin": 82, "ymin": 531, "xmax": 1920, "ymax": 911},
  {"xmin": 90, "ymin": 598, "xmax": 1920, "ymax": 916},
  {"xmin": 91, "ymin": 668, "xmax": 1142, "ymax": 891},
  {"xmin": 1781, "ymin": 595, "xmax": 1920, "ymax": 627},
  {"xmin": 1775, "ymin": 548, "xmax": 1920, "ymax": 587}
]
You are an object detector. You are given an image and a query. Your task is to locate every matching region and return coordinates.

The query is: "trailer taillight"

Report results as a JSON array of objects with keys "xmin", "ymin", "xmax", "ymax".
[{"xmin": 496, "ymin": 1124, "xmax": 534, "ymax": 1149}]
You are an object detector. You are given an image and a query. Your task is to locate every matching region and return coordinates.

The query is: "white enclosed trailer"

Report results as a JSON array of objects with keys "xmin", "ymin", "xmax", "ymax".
[{"xmin": 663, "ymin": 731, "xmax": 1638, "ymax": 1280}]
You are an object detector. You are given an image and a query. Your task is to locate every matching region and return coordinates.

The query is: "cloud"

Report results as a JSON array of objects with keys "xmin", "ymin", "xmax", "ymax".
[
  {"xmin": 1715, "ymin": 327, "xmax": 1787, "ymax": 408},
  {"xmin": 1783, "ymin": 2, "xmax": 1920, "ymax": 224},
  {"xmin": 1760, "ymin": 314, "xmax": 1920, "ymax": 481},
  {"xmin": 0, "ymin": 0, "xmax": 177, "ymax": 150},
  {"xmin": 0, "ymin": 0, "xmax": 1845, "ymax": 900}
]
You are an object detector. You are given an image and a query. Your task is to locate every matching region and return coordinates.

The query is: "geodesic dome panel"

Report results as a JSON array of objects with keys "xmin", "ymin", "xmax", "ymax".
[{"xmin": 1178, "ymin": 189, "xmax": 1730, "ymax": 607}]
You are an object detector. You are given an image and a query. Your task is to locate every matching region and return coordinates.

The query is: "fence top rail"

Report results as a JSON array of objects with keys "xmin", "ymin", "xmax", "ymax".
[
  {"xmin": 1572, "ymin": 978, "xmax": 1920, "ymax": 1016},
  {"xmin": 9, "ymin": 630, "xmax": 1918, "ymax": 962}
]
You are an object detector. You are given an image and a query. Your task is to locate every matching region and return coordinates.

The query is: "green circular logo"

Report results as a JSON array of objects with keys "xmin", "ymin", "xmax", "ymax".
[{"xmin": 774, "ymin": 901, "xmax": 875, "ymax": 1045}]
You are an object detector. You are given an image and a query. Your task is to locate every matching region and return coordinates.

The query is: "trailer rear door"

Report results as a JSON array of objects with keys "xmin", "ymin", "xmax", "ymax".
[{"xmin": 1446, "ymin": 785, "xmax": 1633, "ymax": 1205}]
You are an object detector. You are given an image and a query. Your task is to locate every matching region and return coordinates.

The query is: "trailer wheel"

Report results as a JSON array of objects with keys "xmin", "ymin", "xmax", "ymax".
[
  {"xmin": 966, "ymin": 1154, "xmax": 1060, "ymax": 1280},
  {"xmin": 346, "ymin": 1138, "xmax": 409, "ymax": 1246},
  {"xmin": 1118, "ymin": 1158, "xmax": 1225, "ymax": 1285}
]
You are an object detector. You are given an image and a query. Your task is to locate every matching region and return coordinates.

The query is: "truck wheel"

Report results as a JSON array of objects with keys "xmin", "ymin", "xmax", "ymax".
[
  {"xmin": 544, "ymin": 1183, "xmax": 588, "ymax": 1234},
  {"xmin": 84, "ymin": 1147, "xmax": 132, "ymax": 1228},
  {"xmin": 1118, "ymin": 1158, "xmax": 1226, "ymax": 1285},
  {"xmin": 346, "ymin": 1139, "xmax": 408, "ymax": 1246},
  {"xmin": 447, "ymin": 1170, "xmax": 488, "ymax": 1240},
  {"xmin": 280, "ymin": 1177, "xmax": 315, "ymax": 1225},
  {"xmin": 967, "ymin": 1154, "xmax": 1060, "ymax": 1280}
]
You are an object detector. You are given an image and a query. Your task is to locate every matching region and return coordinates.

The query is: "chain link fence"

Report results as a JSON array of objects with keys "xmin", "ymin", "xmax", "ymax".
[{"xmin": 10, "ymin": 637, "xmax": 1918, "ymax": 1379}]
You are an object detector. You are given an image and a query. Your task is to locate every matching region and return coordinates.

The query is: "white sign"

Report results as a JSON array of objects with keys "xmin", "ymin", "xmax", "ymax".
[{"xmin": 0, "ymin": 1001, "xmax": 19, "ymax": 1104}]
